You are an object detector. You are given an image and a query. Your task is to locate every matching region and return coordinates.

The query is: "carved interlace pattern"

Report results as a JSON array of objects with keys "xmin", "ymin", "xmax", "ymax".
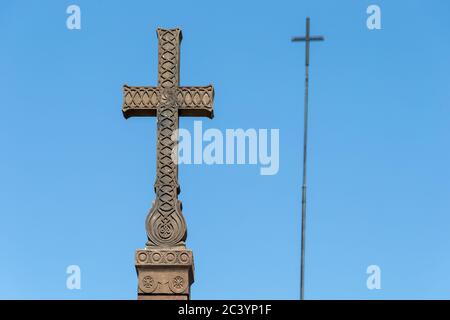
[
  {"xmin": 149, "ymin": 29, "xmax": 184, "ymax": 247},
  {"xmin": 122, "ymin": 28, "xmax": 214, "ymax": 247},
  {"xmin": 123, "ymin": 86, "xmax": 214, "ymax": 116}
]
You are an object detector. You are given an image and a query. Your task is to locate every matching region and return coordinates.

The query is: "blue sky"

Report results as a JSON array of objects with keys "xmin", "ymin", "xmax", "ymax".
[{"xmin": 0, "ymin": 0, "xmax": 449, "ymax": 299}]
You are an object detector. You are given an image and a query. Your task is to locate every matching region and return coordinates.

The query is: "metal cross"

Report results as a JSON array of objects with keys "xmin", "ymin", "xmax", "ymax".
[
  {"xmin": 122, "ymin": 28, "xmax": 214, "ymax": 247},
  {"xmin": 292, "ymin": 17, "xmax": 324, "ymax": 300}
]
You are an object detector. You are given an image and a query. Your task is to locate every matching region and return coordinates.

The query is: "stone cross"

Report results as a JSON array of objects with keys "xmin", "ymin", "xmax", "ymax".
[{"xmin": 122, "ymin": 28, "xmax": 214, "ymax": 299}]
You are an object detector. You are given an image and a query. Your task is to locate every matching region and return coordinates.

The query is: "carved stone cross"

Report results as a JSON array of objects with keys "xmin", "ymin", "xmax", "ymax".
[{"xmin": 122, "ymin": 28, "xmax": 214, "ymax": 299}]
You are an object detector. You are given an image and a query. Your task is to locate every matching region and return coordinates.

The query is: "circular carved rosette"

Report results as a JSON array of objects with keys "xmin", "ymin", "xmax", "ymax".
[
  {"xmin": 165, "ymin": 252, "xmax": 176, "ymax": 263},
  {"xmin": 179, "ymin": 252, "xmax": 190, "ymax": 264},
  {"xmin": 169, "ymin": 275, "xmax": 186, "ymax": 294},
  {"xmin": 137, "ymin": 252, "xmax": 148, "ymax": 263},
  {"xmin": 139, "ymin": 275, "xmax": 157, "ymax": 293},
  {"xmin": 151, "ymin": 252, "xmax": 162, "ymax": 263}
]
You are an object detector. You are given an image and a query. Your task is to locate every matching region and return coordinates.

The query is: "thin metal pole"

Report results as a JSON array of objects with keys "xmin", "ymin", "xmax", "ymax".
[
  {"xmin": 300, "ymin": 17, "xmax": 310, "ymax": 301},
  {"xmin": 292, "ymin": 16, "xmax": 323, "ymax": 301}
]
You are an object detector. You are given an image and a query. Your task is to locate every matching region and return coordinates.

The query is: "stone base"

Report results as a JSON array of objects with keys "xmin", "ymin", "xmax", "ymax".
[{"xmin": 135, "ymin": 247, "xmax": 194, "ymax": 300}]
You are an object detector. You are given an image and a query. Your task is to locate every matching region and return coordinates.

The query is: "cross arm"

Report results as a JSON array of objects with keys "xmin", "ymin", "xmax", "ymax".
[
  {"xmin": 177, "ymin": 85, "xmax": 214, "ymax": 119},
  {"xmin": 291, "ymin": 36, "xmax": 324, "ymax": 42},
  {"xmin": 122, "ymin": 84, "xmax": 214, "ymax": 119},
  {"xmin": 122, "ymin": 85, "xmax": 160, "ymax": 119}
]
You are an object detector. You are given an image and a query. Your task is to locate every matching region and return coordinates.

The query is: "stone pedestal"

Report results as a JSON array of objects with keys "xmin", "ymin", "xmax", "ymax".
[{"xmin": 135, "ymin": 247, "xmax": 194, "ymax": 300}]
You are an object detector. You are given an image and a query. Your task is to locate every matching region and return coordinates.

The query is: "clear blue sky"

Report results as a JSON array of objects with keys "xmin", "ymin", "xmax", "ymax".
[{"xmin": 1, "ymin": 0, "xmax": 449, "ymax": 299}]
